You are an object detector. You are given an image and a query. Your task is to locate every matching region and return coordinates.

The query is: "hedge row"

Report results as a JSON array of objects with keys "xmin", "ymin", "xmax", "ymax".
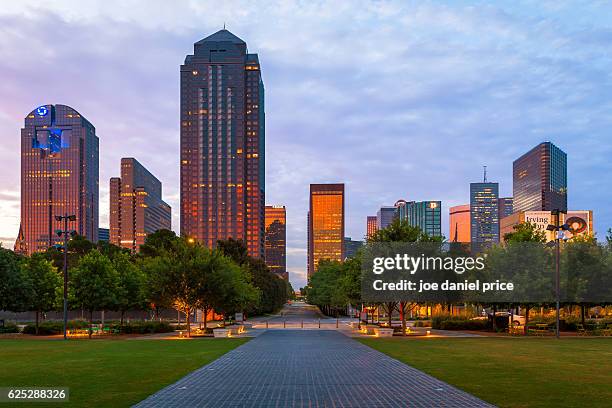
[
  {"xmin": 431, "ymin": 316, "xmax": 489, "ymax": 331},
  {"xmin": 22, "ymin": 320, "xmax": 174, "ymax": 335}
]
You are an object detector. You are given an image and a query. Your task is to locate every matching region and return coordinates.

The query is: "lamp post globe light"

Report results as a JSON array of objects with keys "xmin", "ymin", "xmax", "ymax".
[
  {"xmin": 54, "ymin": 214, "xmax": 77, "ymax": 340},
  {"xmin": 546, "ymin": 209, "xmax": 569, "ymax": 339}
]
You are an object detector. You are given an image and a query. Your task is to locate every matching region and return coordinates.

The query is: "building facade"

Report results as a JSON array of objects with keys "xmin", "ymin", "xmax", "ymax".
[
  {"xmin": 500, "ymin": 210, "xmax": 593, "ymax": 242},
  {"xmin": 396, "ymin": 200, "xmax": 442, "ymax": 238},
  {"xmin": 513, "ymin": 142, "xmax": 567, "ymax": 213},
  {"xmin": 449, "ymin": 204, "xmax": 470, "ymax": 243},
  {"xmin": 19, "ymin": 104, "xmax": 98, "ymax": 254},
  {"xmin": 470, "ymin": 182, "xmax": 499, "ymax": 243},
  {"xmin": 264, "ymin": 205, "xmax": 286, "ymax": 279},
  {"xmin": 180, "ymin": 29, "xmax": 265, "ymax": 258},
  {"xmin": 343, "ymin": 237, "xmax": 363, "ymax": 259},
  {"xmin": 308, "ymin": 184, "xmax": 344, "ymax": 278},
  {"xmin": 498, "ymin": 197, "xmax": 513, "ymax": 220},
  {"xmin": 98, "ymin": 228, "xmax": 110, "ymax": 242},
  {"xmin": 377, "ymin": 206, "xmax": 396, "ymax": 230},
  {"xmin": 110, "ymin": 158, "xmax": 171, "ymax": 252},
  {"xmin": 366, "ymin": 215, "xmax": 377, "ymax": 239}
]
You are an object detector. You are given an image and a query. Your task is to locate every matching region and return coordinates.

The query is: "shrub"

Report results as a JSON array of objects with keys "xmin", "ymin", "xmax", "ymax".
[
  {"xmin": 412, "ymin": 320, "xmax": 431, "ymax": 327},
  {"xmin": 22, "ymin": 320, "xmax": 89, "ymax": 335},
  {"xmin": 111, "ymin": 321, "xmax": 174, "ymax": 334},
  {"xmin": 431, "ymin": 315, "xmax": 489, "ymax": 331},
  {"xmin": 0, "ymin": 323, "xmax": 19, "ymax": 333}
]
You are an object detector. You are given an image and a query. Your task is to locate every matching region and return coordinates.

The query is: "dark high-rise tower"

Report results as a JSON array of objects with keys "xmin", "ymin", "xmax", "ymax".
[
  {"xmin": 513, "ymin": 142, "xmax": 567, "ymax": 213},
  {"xmin": 18, "ymin": 104, "xmax": 98, "ymax": 255},
  {"xmin": 264, "ymin": 205, "xmax": 287, "ymax": 279},
  {"xmin": 180, "ymin": 29, "xmax": 265, "ymax": 258}
]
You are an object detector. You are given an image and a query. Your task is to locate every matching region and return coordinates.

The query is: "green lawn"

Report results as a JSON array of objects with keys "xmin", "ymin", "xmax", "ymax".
[
  {"xmin": 359, "ymin": 337, "xmax": 612, "ymax": 408},
  {"xmin": 0, "ymin": 338, "xmax": 248, "ymax": 407}
]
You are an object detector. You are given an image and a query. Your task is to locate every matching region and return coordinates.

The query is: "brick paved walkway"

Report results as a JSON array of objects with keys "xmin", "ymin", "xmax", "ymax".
[{"xmin": 134, "ymin": 330, "xmax": 494, "ymax": 407}]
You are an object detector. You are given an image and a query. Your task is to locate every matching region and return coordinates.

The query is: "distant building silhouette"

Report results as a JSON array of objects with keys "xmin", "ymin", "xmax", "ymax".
[{"xmin": 265, "ymin": 205, "xmax": 287, "ymax": 279}]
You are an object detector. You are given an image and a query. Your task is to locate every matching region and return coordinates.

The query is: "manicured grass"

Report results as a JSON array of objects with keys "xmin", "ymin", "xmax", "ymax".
[
  {"xmin": 358, "ymin": 337, "xmax": 612, "ymax": 408},
  {"xmin": 0, "ymin": 337, "xmax": 248, "ymax": 407}
]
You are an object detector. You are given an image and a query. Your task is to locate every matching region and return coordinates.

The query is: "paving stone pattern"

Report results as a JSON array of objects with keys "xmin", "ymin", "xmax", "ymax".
[{"xmin": 134, "ymin": 330, "xmax": 494, "ymax": 407}]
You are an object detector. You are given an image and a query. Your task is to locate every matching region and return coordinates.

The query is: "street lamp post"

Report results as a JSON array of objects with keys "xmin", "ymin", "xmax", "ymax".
[
  {"xmin": 546, "ymin": 210, "xmax": 568, "ymax": 339},
  {"xmin": 54, "ymin": 214, "xmax": 76, "ymax": 340}
]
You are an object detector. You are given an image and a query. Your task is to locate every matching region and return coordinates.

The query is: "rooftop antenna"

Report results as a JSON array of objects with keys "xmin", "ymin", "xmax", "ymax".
[
  {"xmin": 223, "ymin": 22, "xmax": 226, "ymax": 29},
  {"xmin": 483, "ymin": 165, "xmax": 488, "ymax": 183}
]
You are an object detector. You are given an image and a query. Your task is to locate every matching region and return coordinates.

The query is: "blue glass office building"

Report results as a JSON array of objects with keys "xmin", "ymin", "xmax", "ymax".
[
  {"xmin": 470, "ymin": 183, "xmax": 499, "ymax": 243},
  {"xmin": 513, "ymin": 142, "xmax": 567, "ymax": 213}
]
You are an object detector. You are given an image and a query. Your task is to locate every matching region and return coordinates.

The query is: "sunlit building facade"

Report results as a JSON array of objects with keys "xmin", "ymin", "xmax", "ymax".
[
  {"xmin": 449, "ymin": 204, "xmax": 470, "ymax": 243},
  {"xmin": 513, "ymin": 142, "xmax": 567, "ymax": 213},
  {"xmin": 470, "ymin": 182, "xmax": 499, "ymax": 243},
  {"xmin": 366, "ymin": 215, "xmax": 377, "ymax": 239},
  {"xmin": 19, "ymin": 104, "xmax": 98, "ymax": 254},
  {"xmin": 180, "ymin": 29, "xmax": 265, "ymax": 258},
  {"xmin": 264, "ymin": 205, "xmax": 286, "ymax": 279},
  {"xmin": 308, "ymin": 184, "xmax": 344, "ymax": 278},
  {"xmin": 110, "ymin": 158, "xmax": 171, "ymax": 252}
]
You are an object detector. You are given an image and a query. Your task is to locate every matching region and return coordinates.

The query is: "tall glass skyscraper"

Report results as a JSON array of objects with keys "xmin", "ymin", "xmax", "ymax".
[
  {"xmin": 264, "ymin": 205, "xmax": 287, "ymax": 279},
  {"xmin": 376, "ymin": 206, "xmax": 396, "ymax": 229},
  {"xmin": 110, "ymin": 158, "xmax": 171, "ymax": 253},
  {"xmin": 513, "ymin": 142, "xmax": 567, "ymax": 213},
  {"xmin": 180, "ymin": 29, "xmax": 265, "ymax": 258},
  {"xmin": 396, "ymin": 200, "xmax": 442, "ymax": 238},
  {"xmin": 308, "ymin": 184, "xmax": 344, "ymax": 278},
  {"xmin": 470, "ymin": 182, "xmax": 499, "ymax": 243},
  {"xmin": 18, "ymin": 104, "xmax": 98, "ymax": 254}
]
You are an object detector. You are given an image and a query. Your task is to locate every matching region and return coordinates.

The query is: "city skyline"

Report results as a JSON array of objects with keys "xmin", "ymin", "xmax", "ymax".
[{"xmin": 1, "ymin": 2, "xmax": 611, "ymax": 289}]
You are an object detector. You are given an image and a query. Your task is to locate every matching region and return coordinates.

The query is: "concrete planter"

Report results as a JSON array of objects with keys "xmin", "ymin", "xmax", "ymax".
[
  {"xmin": 374, "ymin": 328, "xmax": 394, "ymax": 337},
  {"xmin": 213, "ymin": 328, "xmax": 230, "ymax": 338},
  {"xmin": 364, "ymin": 325, "xmax": 378, "ymax": 335}
]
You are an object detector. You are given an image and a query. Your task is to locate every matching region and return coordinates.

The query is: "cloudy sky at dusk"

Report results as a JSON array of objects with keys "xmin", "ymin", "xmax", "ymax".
[{"xmin": 1, "ymin": 1, "xmax": 611, "ymax": 289}]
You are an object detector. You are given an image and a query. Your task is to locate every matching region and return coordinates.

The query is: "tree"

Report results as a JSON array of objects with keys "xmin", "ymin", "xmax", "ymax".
[
  {"xmin": 21, "ymin": 254, "xmax": 61, "ymax": 335},
  {"xmin": 217, "ymin": 238, "xmax": 289, "ymax": 315},
  {"xmin": 504, "ymin": 222, "xmax": 546, "ymax": 243},
  {"xmin": 139, "ymin": 229, "xmax": 178, "ymax": 258},
  {"xmin": 70, "ymin": 250, "xmax": 120, "ymax": 338},
  {"xmin": 112, "ymin": 252, "xmax": 146, "ymax": 325},
  {"xmin": 144, "ymin": 238, "xmax": 258, "ymax": 335},
  {"xmin": 368, "ymin": 219, "xmax": 441, "ymax": 243},
  {"xmin": 0, "ymin": 247, "xmax": 28, "ymax": 313}
]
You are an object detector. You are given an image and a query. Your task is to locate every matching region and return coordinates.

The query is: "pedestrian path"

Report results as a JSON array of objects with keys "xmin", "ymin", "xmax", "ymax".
[{"xmin": 134, "ymin": 330, "xmax": 494, "ymax": 407}]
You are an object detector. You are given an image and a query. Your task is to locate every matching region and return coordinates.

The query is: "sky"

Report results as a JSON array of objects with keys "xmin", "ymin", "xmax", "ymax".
[{"xmin": 0, "ymin": 0, "xmax": 611, "ymax": 290}]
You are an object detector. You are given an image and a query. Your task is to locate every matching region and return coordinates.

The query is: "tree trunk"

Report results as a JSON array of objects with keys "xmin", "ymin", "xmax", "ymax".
[
  {"xmin": 524, "ymin": 304, "xmax": 530, "ymax": 335},
  {"xmin": 203, "ymin": 306, "xmax": 208, "ymax": 330},
  {"xmin": 581, "ymin": 304, "xmax": 585, "ymax": 326},
  {"xmin": 186, "ymin": 306, "xmax": 191, "ymax": 337},
  {"xmin": 89, "ymin": 311, "xmax": 93, "ymax": 339},
  {"xmin": 400, "ymin": 302, "xmax": 406, "ymax": 336},
  {"xmin": 121, "ymin": 311, "xmax": 125, "ymax": 326},
  {"xmin": 35, "ymin": 310, "xmax": 40, "ymax": 336},
  {"xmin": 492, "ymin": 304, "xmax": 497, "ymax": 331}
]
